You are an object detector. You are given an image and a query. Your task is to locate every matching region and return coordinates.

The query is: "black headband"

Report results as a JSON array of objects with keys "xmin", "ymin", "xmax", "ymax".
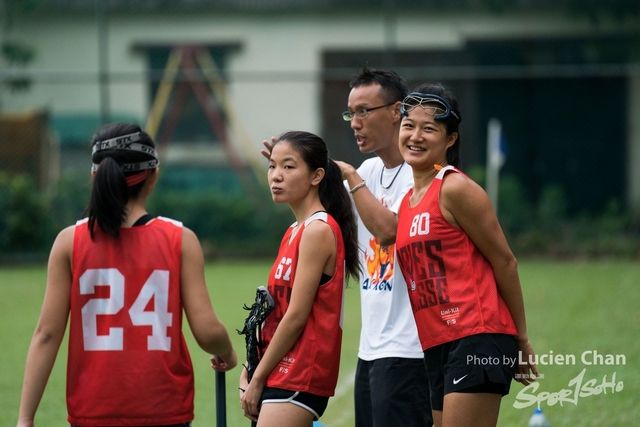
[{"xmin": 91, "ymin": 132, "xmax": 160, "ymax": 172}]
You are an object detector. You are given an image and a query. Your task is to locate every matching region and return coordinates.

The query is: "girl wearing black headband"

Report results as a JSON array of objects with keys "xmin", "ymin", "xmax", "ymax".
[{"xmin": 17, "ymin": 123, "xmax": 237, "ymax": 427}]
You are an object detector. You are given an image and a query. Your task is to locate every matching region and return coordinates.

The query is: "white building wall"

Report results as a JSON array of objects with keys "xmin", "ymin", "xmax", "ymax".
[
  {"xmin": 0, "ymin": 9, "xmax": 609, "ymax": 148},
  {"xmin": 13, "ymin": 9, "xmax": 640, "ymax": 216}
]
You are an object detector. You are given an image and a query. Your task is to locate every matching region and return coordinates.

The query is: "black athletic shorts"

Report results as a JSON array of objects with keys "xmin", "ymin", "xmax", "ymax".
[
  {"xmin": 261, "ymin": 386, "xmax": 329, "ymax": 421},
  {"xmin": 423, "ymin": 333, "xmax": 517, "ymax": 411},
  {"xmin": 354, "ymin": 357, "xmax": 432, "ymax": 427}
]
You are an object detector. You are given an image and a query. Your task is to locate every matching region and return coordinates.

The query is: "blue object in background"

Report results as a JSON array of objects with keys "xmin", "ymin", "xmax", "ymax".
[{"xmin": 528, "ymin": 408, "xmax": 551, "ymax": 427}]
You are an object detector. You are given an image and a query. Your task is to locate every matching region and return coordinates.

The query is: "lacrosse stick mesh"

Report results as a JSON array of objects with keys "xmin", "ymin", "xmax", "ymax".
[{"xmin": 237, "ymin": 286, "xmax": 275, "ymax": 382}]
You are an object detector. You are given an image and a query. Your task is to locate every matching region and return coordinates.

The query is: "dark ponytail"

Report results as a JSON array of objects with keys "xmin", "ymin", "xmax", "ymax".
[
  {"xmin": 319, "ymin": 159, "xmax": 360, "ymax": 281},
  {"xmin": 275, "ymin": 131, "xmax": 361, "ymax": 280},
  {"xmin": 84, "ymin": 123, "xmax": 158, "ymax": 239},
  {"xmin": 87, "ymin": 156, "xmax": 128, "ymax": 239}
]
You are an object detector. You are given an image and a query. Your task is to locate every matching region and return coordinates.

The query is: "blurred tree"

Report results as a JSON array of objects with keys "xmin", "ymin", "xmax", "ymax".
[
  {"xmin": 396, "ymin": 0, "xmax": 640, "ymax": 24},
  {"xmin": 0, "ymin": 0, "xmax": 39, "ymax": 93},
  {"xmin": 562, "ymin": 0, "xmax": 640, "ymax": 23}
]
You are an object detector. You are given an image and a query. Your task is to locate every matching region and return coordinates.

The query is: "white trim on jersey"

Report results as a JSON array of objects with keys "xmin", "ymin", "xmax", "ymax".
[
  {"xmin": 157, "ymin": 216, "xmax": 183, "ymax": 227},
  {"xmin": 304, "ymin": 211, "xmax": 328, "ymax": 226},
  {"xmin": 436, "ymin": 165, "xmax": 457, "ymax": 180}
]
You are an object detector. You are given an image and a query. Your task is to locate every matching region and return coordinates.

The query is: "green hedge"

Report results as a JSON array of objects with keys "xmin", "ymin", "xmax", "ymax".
[
  {"xmin": 467, "ymin": 166, "xmax": 640, "ymax": 259},
  {"xmin": 0, "ymin": 170, "xmax": 638, "ymax": 261},
  {"xmin": 0, "ymin": 172, "xmax": 53, "ymax": 254},
  {"xmin": 0, "ymin": 171, "xmax": 294, "ymax": 261},
  {"xmin": 147, "ymin": 190, "xmax": 293, "ymax": 258}
]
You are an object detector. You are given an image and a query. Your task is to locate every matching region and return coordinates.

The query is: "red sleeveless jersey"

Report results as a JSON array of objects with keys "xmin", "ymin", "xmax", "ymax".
[
  {"xmin": 261, "ymin": 212, "xmax": 346, "ymax": 397},
  {"xmin": 68, "ymin": 217, "xmax": 194, "ymax": 426},
  {"xmin": 396, "ymin": 167, "xmax": 517, "ymax": 350}
]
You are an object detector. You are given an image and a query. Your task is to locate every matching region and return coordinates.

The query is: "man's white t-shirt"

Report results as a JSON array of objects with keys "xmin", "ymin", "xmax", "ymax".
[{"xmin": 352, "ymin": 157, "xmax": 423, "ymax": 360}]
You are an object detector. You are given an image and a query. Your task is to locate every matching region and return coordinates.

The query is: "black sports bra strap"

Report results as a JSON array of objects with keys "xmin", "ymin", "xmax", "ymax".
[
  {"xmin": 319, "ymin": 273, "xmax": 332, "ymax": 286},
  {"xmin": 132, "ymin": 214, "xmax": 155, "ymax": 227}
]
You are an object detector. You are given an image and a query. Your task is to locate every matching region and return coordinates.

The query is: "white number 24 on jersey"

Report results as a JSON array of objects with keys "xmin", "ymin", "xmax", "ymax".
[{"xmin": 80, "ymin": 268, "xmax": 173, "ymax": 352}]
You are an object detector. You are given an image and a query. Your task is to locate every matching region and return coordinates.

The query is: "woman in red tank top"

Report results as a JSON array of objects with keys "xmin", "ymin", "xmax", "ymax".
[
  {"xmin": 17, "ymin": 123, "xmax": 237, "ymax": 427},
  {"xmin": 395, "ymin": 84, "xmax": 538, "ymax": 427},
  {"xmin": 238, "ymin": 131, "xmax": 361, "ymax": 427}
]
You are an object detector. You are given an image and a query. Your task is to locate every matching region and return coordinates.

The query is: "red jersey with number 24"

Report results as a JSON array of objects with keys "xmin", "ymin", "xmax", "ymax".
[
  {"xmin": 67, "ymin": 217, "xmax": 194, "ymax": 426},
  {"xmin": 261, "ymin": 211, "xmax": 346, "ymax": 397},
  {"xmin": 396, "ymin": 166, "xmax": 517, "ymax": 350}
]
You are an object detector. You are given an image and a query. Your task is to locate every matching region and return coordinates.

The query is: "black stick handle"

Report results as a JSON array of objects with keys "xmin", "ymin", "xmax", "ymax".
[{"xmin": 214, "ymin": 360, "xmax": 227, "ymax": 427}]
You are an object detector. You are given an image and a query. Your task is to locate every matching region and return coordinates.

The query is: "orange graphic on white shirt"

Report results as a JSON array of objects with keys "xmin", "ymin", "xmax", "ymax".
[{"xmin": 364, "ymin": 237, "xmax": 395, "ymax": 290}]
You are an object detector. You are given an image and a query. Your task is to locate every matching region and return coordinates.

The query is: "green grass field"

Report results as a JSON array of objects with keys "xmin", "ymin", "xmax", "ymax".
[{"xmin": 1, "ymin": 260, "xmax": 638, "ymax": 426}]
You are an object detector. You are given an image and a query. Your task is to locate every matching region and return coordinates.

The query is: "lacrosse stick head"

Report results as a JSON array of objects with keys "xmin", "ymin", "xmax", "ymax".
[{"xmin": 237, "ymin": 286, "xmax": 275, "ymax": 381}]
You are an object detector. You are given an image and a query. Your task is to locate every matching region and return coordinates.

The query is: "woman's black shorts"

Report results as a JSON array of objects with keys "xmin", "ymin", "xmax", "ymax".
[
  {"xmin": 261, "ymin": 386, "xmax": 329, "ymax": 421},
  {"xmin": 423, "ymin": 333, "xmax": 518, "ymax": 410}
]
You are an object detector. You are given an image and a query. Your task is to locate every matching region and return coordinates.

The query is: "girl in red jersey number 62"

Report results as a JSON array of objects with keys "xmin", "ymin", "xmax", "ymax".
[{"xmin": 236, "ymin": 131, "xmax": 360, "ymax": 427}]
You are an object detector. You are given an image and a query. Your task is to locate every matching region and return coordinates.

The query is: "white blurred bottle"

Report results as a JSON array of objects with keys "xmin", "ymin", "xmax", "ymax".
[{"xmin": 528, "ymin": 408, "xmax": 551, "ymax": 427}]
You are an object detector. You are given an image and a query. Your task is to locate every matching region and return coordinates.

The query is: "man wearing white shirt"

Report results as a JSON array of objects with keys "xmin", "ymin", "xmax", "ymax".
[{"xmin": 336, "ymin": 68, "xmax": 432, "ymax": 427}]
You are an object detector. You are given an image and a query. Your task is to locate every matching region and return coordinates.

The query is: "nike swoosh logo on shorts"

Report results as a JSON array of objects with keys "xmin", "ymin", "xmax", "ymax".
[{"xmin": 452, "ymin": 374, "xmax": 469, "ymax": 385}]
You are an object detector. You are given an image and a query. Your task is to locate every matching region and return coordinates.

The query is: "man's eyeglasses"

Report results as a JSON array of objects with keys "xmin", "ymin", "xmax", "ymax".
[
  {"xmin": 342, "ymin": 102, "xmax": 396, "ymax": 121},
  {"xmin": 400, "ymin": 93, "xmax": 461, "ymax": 122}
]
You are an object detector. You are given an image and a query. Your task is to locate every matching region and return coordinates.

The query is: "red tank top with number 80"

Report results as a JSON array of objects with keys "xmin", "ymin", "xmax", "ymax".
[{"xmin": 396, "ymin": 166, "xmax": 517, "ymax": 350}]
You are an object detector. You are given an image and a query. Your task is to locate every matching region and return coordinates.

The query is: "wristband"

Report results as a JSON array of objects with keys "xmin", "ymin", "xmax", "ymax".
[{"xmin": 349, "ymin": 182, "xmax": 366, "ymax": 194}]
